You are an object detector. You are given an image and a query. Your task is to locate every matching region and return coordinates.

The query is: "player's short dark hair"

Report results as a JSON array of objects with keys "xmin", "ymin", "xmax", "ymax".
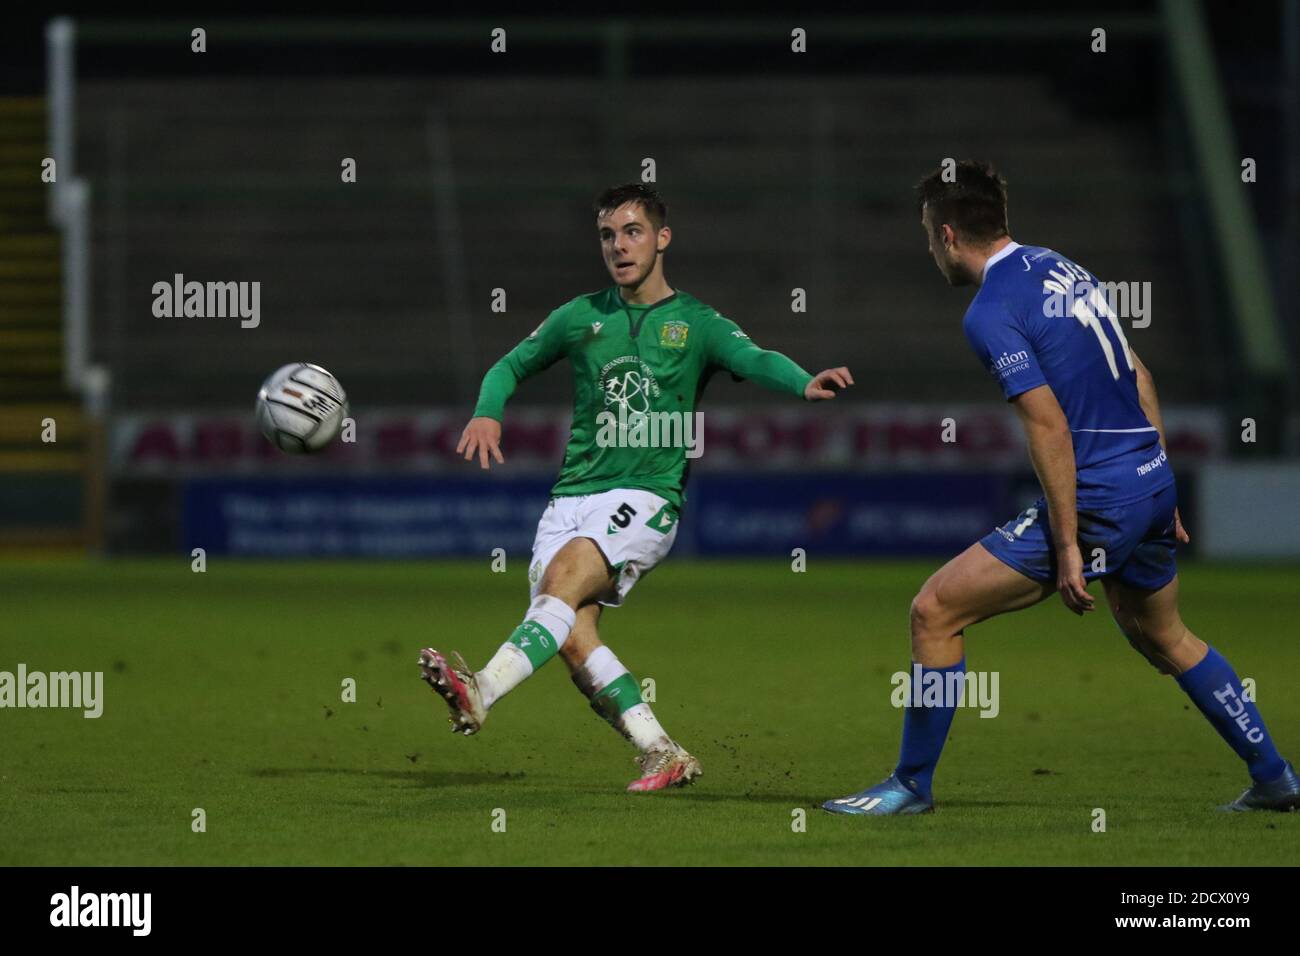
[
  {"xmin": 594, "ymin": 183, "xmax": 667, "ymax": 232},
  {"xmin": 915, "ymin": 160, "xmax": 1009, "ymax": 243}
]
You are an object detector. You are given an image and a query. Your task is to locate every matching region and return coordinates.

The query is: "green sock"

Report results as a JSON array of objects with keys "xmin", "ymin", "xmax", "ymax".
[
  {"xmin": 590, "ymin": 672, "xmax": 642, "ymax": 726},
  {"xmin": 578, "ymin": 656, "xmax": 674, "ymax": 753},
  {"xmin": 508, "ymin": 620, "xmax": 561, "ymax": 671}
]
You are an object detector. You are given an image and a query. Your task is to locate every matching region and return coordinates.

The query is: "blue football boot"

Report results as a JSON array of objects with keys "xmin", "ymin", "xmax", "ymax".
[
  {"xmin": 822, "ymin": 773, "xmax": 934, "ymax": 815},
  {"xmin": 1221, "ymin": 761, "xmax": 1300, "ymax": 812}
]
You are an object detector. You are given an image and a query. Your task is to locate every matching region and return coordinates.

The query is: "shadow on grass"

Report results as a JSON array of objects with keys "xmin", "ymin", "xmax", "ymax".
[
  {"xmin": 665, "ymin": 790, "xmax": 825, "ymax": 806},
  {"xmin": 671, "ymin": 791, "xmax": 1040, "ymax": 810},
  {"xmin": 250, "ymin": 767, "xmax": 517, "ymax": 788}
]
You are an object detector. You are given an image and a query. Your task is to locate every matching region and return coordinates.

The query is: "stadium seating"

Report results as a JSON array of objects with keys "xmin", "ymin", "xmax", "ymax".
[{"xmin": 75, "ymin": 76, "xmax": 1210, "ymax": 410}]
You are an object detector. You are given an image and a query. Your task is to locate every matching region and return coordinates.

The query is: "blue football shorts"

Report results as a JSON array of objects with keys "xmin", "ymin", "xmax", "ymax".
[{"xmin": 979, "ymin": 481, "xmax": 1178, "ymax": 592}]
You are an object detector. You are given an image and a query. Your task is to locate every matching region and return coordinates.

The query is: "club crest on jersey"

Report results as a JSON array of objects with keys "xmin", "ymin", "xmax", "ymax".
[{"xmin": 659, "ymin": 320, "xmax": 690, "ymax": 349}]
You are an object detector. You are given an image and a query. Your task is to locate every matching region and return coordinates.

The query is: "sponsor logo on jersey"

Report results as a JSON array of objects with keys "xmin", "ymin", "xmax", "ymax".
[
  {"xmin": 1021, "ymin": 249, "xmax": 1053, "ymax": 270},
  {"xmin": 989, "ymin": 350, "xmax": 1032, "ymax": 379},
  {"xmin": 1136, "ymin": 448, "xmax": 1167, "ymax": 477},
  {"xmin": 595, "ymin": 405, "xmax": 705, "ymax": 459},
  {"xmin": 659, "ymin": 320, "xmax": 690, "ymax": 349},
  {"xmin": 599, "ymin": 356, "xmax": 662, "ymax": 416},
  {"xmin": 594, "ymin": 355, "xmax": 704, "ymax": 459}
]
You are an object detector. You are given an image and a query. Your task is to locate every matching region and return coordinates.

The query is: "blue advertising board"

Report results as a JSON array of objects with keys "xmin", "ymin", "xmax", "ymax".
[
  {"xmin": 684, "ymin": 473, "xmax": 1011, "ymax": 556},
  {"xmin": 183, "ymin": 477, "xmax": 555, "ymax": 557},
  {"xmin": 184, "ymin": 473, "xmax": 1015, "ymax": 558}
]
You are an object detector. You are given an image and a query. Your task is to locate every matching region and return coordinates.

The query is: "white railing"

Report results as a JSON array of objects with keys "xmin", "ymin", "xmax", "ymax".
[{"xmin": 46, "ymin": 16, "xmax": 108, "ymax": 416}]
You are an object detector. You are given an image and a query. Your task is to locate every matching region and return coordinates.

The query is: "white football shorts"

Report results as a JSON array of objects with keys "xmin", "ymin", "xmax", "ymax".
[{"xmin": 528, "ymin": 488, "xmax": 680, "ymax": 607}]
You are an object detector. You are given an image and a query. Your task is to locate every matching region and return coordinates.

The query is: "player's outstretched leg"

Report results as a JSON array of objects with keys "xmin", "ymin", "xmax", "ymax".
[
  {"xmin": 823, "ymin": 542, "xmax": 1051, "ymax": 815},
  {"xmin": 560, "ymin": 604, "xmax": 701, "ymax": 793},
  {"xmin": 416, "ymin": 537, "xmax": 609, "ymax": 736},
  {"xmin": 418, "ymin": 590, "xmax": 575, "ymax": 735},
  {"xmin": 1105, "ymin": 575, "xmax": 1298, "ymax": 812},
  {"xmin": 417, "ymin": 543, "xmax": 597, "ymax": 734}
]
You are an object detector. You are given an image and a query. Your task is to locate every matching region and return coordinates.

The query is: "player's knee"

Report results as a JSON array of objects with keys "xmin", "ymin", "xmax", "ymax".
[
  {"xmin": 909, "ymin": 588, "xmax": 947, "ymax": 641},
  {"xmin": 1120, "ymin": 630, "xmax": 1175, "ymax": 676},
  {"xmin": 1123, "ymin": 634, "xmax": 1159, "ymax": 670}
]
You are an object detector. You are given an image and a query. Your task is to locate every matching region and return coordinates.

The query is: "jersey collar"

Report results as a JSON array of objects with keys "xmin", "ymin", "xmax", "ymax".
[
  {"xmin": 613, "ymin": 287, "xmax": 678, "ymax": 338},
  {"xmin": 981, "ymin": 240, "xmax": 1023, "ymax": 281}
]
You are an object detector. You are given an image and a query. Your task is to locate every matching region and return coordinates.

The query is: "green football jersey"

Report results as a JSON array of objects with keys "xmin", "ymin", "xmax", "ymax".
[{"xmin": 473, "ymin": 287, "xmax": 813, "ymax": 508}]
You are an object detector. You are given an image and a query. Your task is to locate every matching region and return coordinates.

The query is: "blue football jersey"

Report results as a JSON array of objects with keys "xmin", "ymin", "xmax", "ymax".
[{"xmin": 962, "ymin": 242, "xmax": 1174, "ymax": 507}]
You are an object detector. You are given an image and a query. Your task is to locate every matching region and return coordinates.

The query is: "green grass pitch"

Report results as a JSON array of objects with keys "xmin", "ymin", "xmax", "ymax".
[{"xmin": 2, "ymin": 558, "xmax": 1297, "ymax": 866}]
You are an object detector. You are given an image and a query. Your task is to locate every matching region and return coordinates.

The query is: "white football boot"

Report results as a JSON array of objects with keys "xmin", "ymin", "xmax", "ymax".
[
  {"xmin": 417, "ymin": 648, "xmax": 487, "ymax": 735},
  {"xmin": 627, "ymin": 747, "xmax": 703, "ymax": 793}
]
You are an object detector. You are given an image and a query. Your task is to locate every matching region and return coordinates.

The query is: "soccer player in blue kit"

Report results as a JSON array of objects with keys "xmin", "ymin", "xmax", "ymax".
[{"xmin": 824, "ymin": 160, "xmax": 1298, "ymax": 815}]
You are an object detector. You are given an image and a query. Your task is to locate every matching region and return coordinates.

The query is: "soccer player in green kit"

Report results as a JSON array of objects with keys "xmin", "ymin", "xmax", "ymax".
[{"xmin": 418, "ymin": 183, "xmax": 853, "ymax": 791}]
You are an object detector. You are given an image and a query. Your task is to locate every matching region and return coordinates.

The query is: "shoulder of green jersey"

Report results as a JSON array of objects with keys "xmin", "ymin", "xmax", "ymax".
[
  {"xmin": 678, "ymin": 295, "xmax": 723, "ymax": 325},
  {"xmin": 687, "ymin": 300, "xmax": 751, "ymax": 341},
  {"xmin": 711, "ymin": 311, "xmax": 750, "ymax": 339},
  {"xmin": 527, "ymin": 294, "xmax": 594, "ymax": 339},
  {"xmin": 556, "ymin": 290, "xmax": 607, "ymax": 316}
]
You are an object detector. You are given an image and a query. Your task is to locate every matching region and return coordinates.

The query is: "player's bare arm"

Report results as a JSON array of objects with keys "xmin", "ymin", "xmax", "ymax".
[
  {"xmin": 1011, "ymin": 383, "xmax": 1093, "ymax": 615},
  {"xmin": 1132, "ymin": 351, "xmax": 1190, "ymax": 543}
]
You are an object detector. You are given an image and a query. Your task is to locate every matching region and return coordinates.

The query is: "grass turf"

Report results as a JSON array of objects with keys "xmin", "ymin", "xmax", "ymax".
[{"xmin": 2, "ymin": 558, "xmax": 1297, "ymax": 866}]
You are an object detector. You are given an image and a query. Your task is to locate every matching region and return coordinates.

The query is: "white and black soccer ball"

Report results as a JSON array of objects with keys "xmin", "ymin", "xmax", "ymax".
[{"xmin": 255, "ymin": 362, "xmax": 349, "ymax": 454}]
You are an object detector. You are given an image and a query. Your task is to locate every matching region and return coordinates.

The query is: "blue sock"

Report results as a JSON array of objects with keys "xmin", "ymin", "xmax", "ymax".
[
  {"xmin": 1176, "ymin": 646, "xmax": 1286, "ymax": 782},
  {"xmin": 894, "ymin": 658, "xmax": 965, "ymax": 800}
]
